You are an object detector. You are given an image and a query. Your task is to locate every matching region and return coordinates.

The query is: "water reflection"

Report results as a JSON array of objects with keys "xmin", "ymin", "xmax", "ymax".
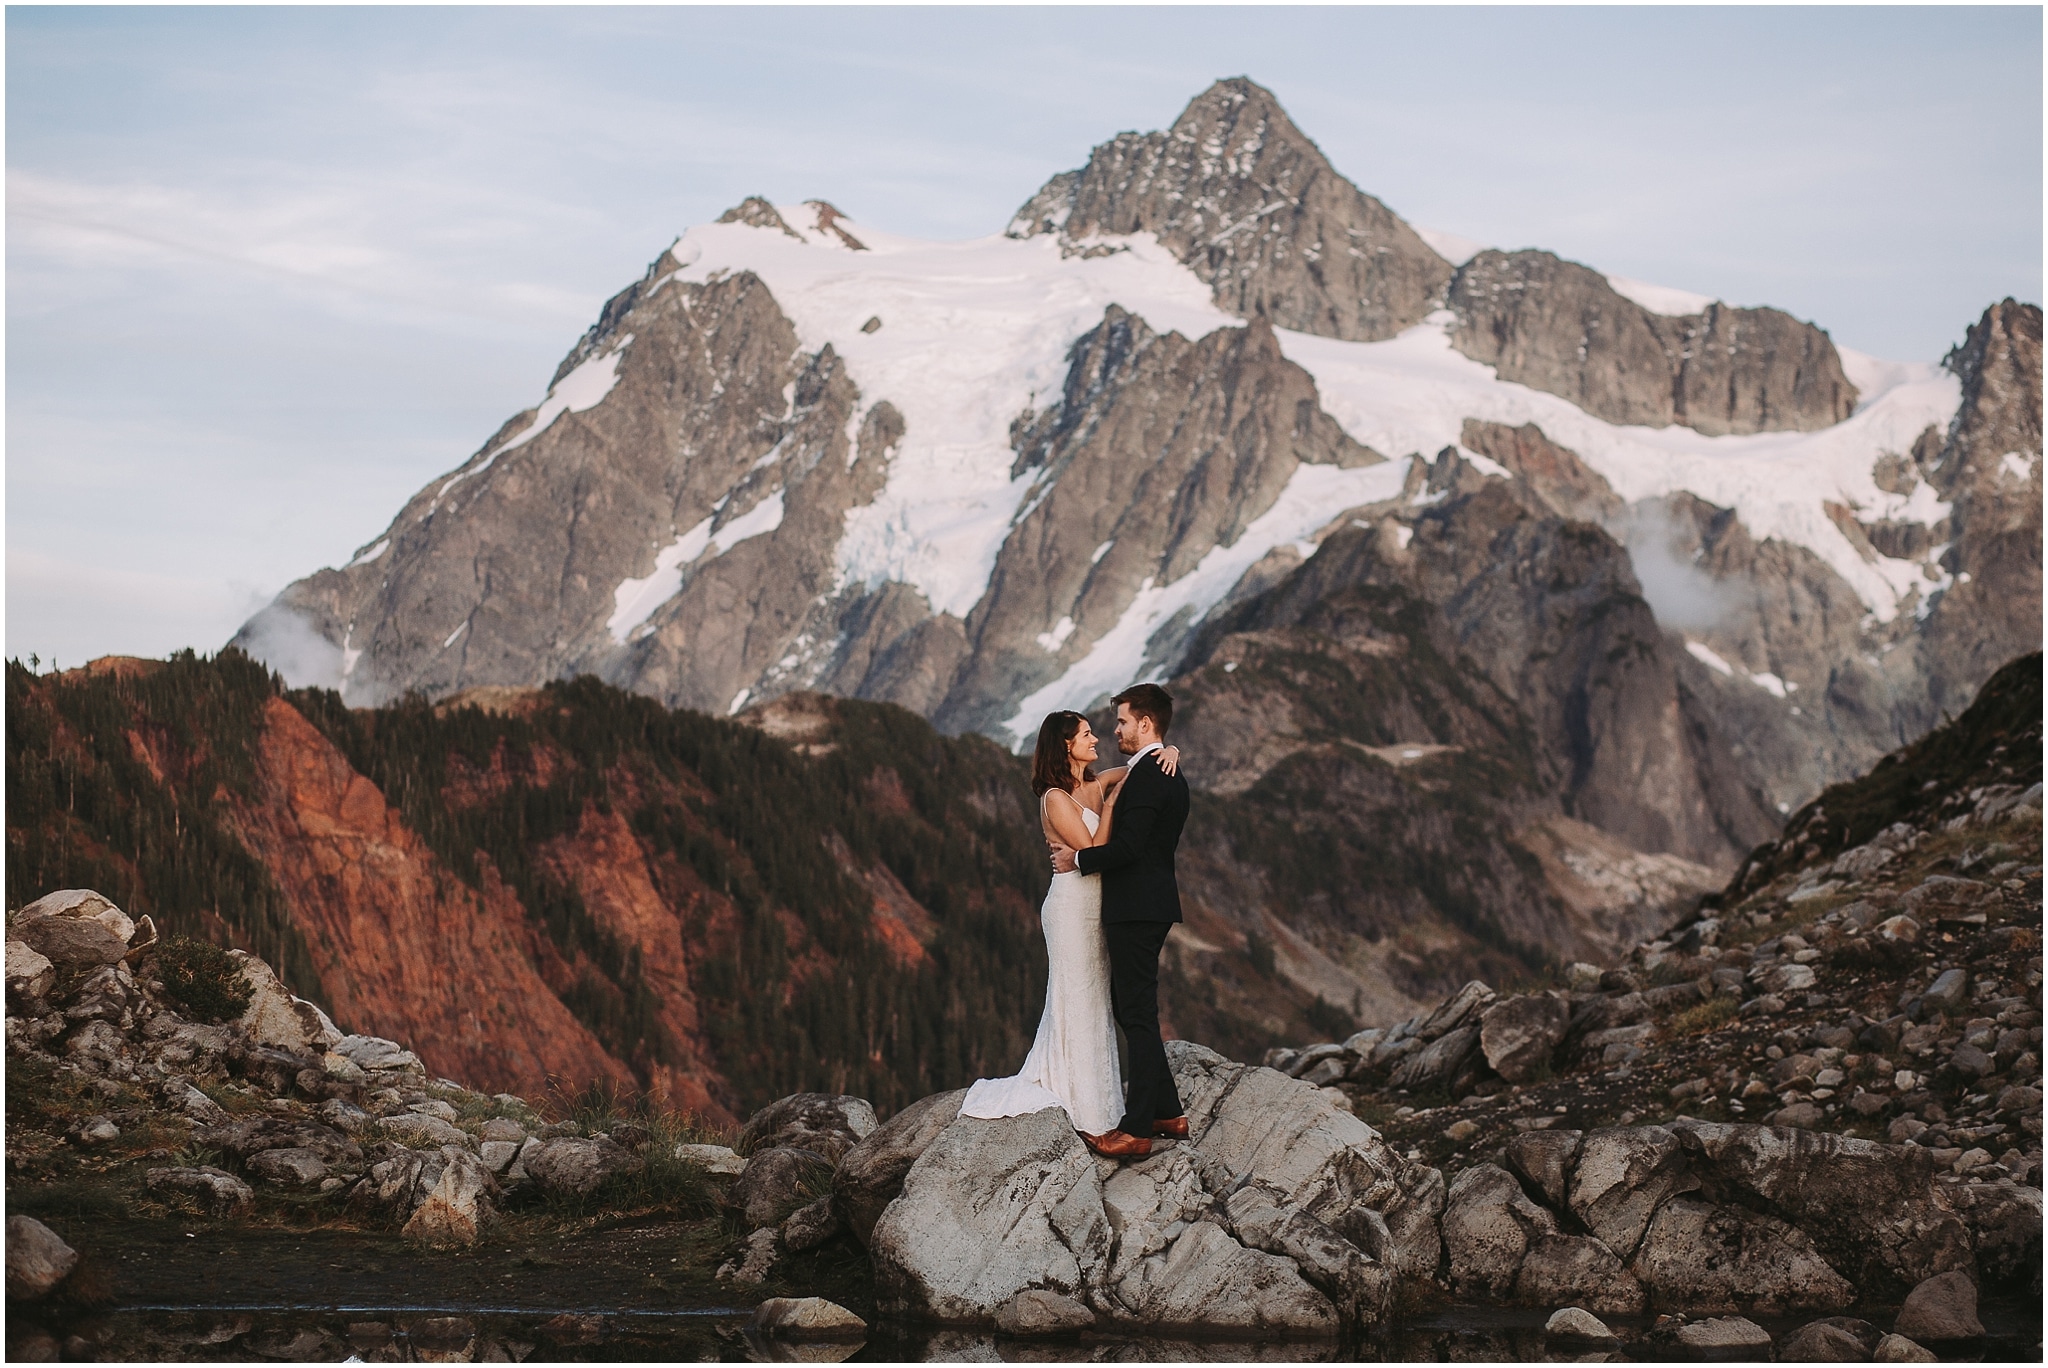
[{"xmin": 8, "ymin": 1304, "xmax": 2038, "ymax": 1362}]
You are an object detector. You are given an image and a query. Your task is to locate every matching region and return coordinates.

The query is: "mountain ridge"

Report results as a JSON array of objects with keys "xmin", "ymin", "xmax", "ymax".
[{"xmin": 226, "ymin": 76, "xmax": 2039, "ymax": 1034}]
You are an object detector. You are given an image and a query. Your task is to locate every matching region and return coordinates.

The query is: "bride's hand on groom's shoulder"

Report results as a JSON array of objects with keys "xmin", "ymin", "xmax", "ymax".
[{"xmin": 1157, "ymin": 745, "xmax": 1181, "ymax": 776}]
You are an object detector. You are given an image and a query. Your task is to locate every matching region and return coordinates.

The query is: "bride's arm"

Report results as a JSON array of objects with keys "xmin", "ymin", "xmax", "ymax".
[
  {"xmin": 1098, "ymin": 747, "xmax": 1181, "ymax": 796},
  {"xmin": 1043, "ymin": 789, "xmax": 1101, "ymax": 853}
]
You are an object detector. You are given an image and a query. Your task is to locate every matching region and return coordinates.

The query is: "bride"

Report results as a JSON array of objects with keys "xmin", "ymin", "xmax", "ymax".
[{"xmin": 961, "ymin": 709, "xmax": 1178, "ymax": 1138}]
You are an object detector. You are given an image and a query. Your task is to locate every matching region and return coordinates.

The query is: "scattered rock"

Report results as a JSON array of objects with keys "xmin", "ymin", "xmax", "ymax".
[
  {"xmin": 376, "ymin": 1113, "xmax": 466, "ymax": 1149},
  {"xmin": 402, "ymin": 1147, "xmax": 496, "ymax": 1248},
  {"xmin": 5, "ymin": 1216, "xmax": 79, "ymax": 1301},
  {"xmin": 780, "ymin": 1196, "xmax": 844, "ymax": 1252},
  {"xmin": 231, "ymin": 951, "xmax": 341, "ymax": 1055},
  {"xmin": 731, "ymin": 1146, "xmax": 834, "ymax": 1230},
  {"xmin": 740, "ymin": 1092, "xmax": 878, "ymax": 1164},
  {"xmin": 1503, "ymin": 1128, "xmax": 1582, "ymax": 1211},
  {"xmin": 245, "ymin": 1147, "xmax": 329, "ymax": 1188},
  {"xmin": 1777, "ymin": 1317, "xmax": 1881, "ymax": 1361},
  {"xmin": 674, "ymin": 1142, "xmax": 746, "ymax": 1176},
  {"xmin": 330, "ymin": 1034, "xmax": 423, "ymax": 1074},
  {"xmin": 12, "ymin": 912, "xmax": 127, "ymax": 970},
  {"xmin": 1891, "ymin": 1270, "xmax": 1983, "ymax": 1342},
  {"xmin": 1670, "ymin": 1315, "xmax": 1773, "ymax": 1351},
  {"xmin": 717, "ymin": 1227, "xmax": 782, "ymax": 1285},
  {"xmin": 524, "ymin": 1136, "xmax": 645, "ymax": 1199},
  {"xmin": 146, "ymin": 1165, "xmax": 254, "ymax": 1217},
  {"xmin": 479, "ymin": 1117, "xmax": 526, "ymax": 1144},
  {"xmin": 1872, "ymin": 1332, "xmax": 1939, "ymax": 1362},
  {"xmin": 6, "ymin": 939, "xmax": 56, "ymax": 1000},
  {"xmin": 751, "ymin": 1296, "xmax": 867, "ymax": 1340},
  {"xmin": 1387, "ymin": 1024, "xmax": 1481, "ymax": 1094},
  {"xmin": 1544, "ymin": 1306, "xmax": 1618, "ymax": 1346}
]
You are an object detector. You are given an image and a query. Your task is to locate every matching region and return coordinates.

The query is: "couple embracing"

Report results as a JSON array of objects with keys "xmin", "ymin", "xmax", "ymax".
[{"xmin": 962, "ymin": 683, "xmax": 1190, "ymax": 1160}]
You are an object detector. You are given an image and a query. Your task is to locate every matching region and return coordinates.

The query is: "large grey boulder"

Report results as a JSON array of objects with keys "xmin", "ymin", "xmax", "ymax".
[
  {"xmin": 1778, "ymin": 1317, "xmax": 1881, "ymax": 1361},
  {"xmin": 740, "ymin": 1092, "xmax": 878, "ymax": 1165},
  {"xmin": 11, "ymin": 902, "xmax": 128, "ymax": 970},
  {"xmin": 870, "ymin": 1108, "xmax": 1343, "ymax": 1336},
  {"xmin": 1567, "ymin": 1126, "xmax": 1697, "ymax": 1259},
  {"xmin": 1503, "ymin": 1128, "xmax": 1581, "ymax": 1211},
  {"xmin": 1218, "ymin": 1178, "xmax": 1392, "ymax": 1325},
  {"xmin": 867, "ymin": 1044, "xmax": 1429, "ymax": 1335},
  {"xmin": 403, "ymin": 1147, "xmax": 496, "ymax": 1248},
  {"xmin": 523, "ymin": 1135, "xmax": 644, "ymax": 1199},
  {"xmin": 146, "ymin": 1165, "xmax": 254, "ymax": 1217},
  {"xmin": 6, "ymin": 939, "xmax": 56, "ymax": 1001},
  {"xmin": 1937, "ymin": 1176, "xmax": 2041, "ymax": 1291},
  {"xmin": 1515, "ymin": 1234, "xmax": 1645, "ymax": 1315},
  {"xmin": 1386, "ymin": 1025, "xmax": 1481, "ymax": 1094},
  {"xmin": 1479, "ymin": 994, "xmax": 1570, "ymax": 1083},
  {"xmin": 1167, "ymin": 1041, "xmax": 1444, "ymax": 1281},
  {"xmin": 1668, "ymin": 1119, "xmax": 1971, "ymax": 1294},
  {"xmin": 1442, "ymin": 1164, "xmax": 1555, "ymax": 1298},
  {"xmin": 833, "ymin": 1088, "xmax": 964, "ymax": 1246},
  {"xmin": 231, "ymin": 950, "xmax": 342, "ymax": 1056},
  {"xmin": 870, "ymin": 1108, "xmax": 1111, "ymax": 1325},
  {"xmin": 1631, "ymin": 1198, "xmax": 1854, "ymax": 1314},
  {"xmin": 245, "ymin": 1147, "xmax": 329, "ymax": 1188},
  {"xmin": 5, "ymin": 1216, "xmax": 78, "ymax": 1301},
  {"xmin": 1891, "ymin": 1270, "xmax": 1983, "ymax": 1342}
]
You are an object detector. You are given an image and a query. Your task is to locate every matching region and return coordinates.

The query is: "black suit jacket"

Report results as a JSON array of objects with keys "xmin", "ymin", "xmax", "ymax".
[{"xmin": 1076, "ymin": 751, "xmax": 1189, "ymax": 924}]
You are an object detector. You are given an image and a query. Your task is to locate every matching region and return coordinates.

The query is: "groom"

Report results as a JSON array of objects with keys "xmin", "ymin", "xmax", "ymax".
[{"xmin": 1051, "ymin": 683, "xmax": 1189, "ymax": 1160}]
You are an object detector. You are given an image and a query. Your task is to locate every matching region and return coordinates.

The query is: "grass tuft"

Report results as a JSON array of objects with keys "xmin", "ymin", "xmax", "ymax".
[{"xmin": 1668, "ymin": 995, "xmax": 1739, "ymax": 1037}]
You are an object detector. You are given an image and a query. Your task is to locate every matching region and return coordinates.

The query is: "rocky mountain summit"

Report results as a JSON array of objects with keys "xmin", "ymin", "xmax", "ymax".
[
  {"xmin": 231, "ymin": 75, "xmax": 2039, "ymax": 1034},
  {"xmin": 1007, "ymin": 76, "xmax": 1455, "ymax": 345}
]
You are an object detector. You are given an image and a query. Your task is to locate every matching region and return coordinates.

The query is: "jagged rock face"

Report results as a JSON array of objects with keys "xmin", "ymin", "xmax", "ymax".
[
  {"xmin": 935, "ymin": 309, "xmax": 1380, "ymax": 734},
  {"xmin": 1448, "ymin": 249, "xmax": 1858, "ymax": 435},
  {"xmin": 245, "ymin": 264, "xmax": 895, "ymax": 718},
  {"xmin": 1918, "ymin": 300, "xmax": 2044, "ymax": 717},
  {"xmin": 1007, "ymin": 77, "xmax": 1452, "ymax": 343},
  {"xmin": 1156, "ymin": 467, "xmax": 1747, "ymax": 1018}
]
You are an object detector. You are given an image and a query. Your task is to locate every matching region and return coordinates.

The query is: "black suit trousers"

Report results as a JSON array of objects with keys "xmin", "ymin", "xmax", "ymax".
[{"xmin": 1105, "ymin": 918, "xmax": 1184, "ymax": 1135}]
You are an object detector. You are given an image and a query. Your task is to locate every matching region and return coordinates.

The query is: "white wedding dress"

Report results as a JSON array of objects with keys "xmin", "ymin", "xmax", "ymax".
[{"xmin": 961, "ymin": 803, "xmax": 1125, "ymax": 1135}]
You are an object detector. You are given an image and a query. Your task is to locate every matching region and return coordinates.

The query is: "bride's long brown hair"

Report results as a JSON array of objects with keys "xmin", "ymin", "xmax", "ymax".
[{"xmin": 1031, "ymin": 710, "xmax": 1096, "ymax": 797}]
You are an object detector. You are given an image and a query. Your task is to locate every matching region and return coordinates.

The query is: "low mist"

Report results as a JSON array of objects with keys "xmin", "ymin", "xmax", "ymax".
[{"xmin": 1612, "ymin": 501, "xmax": 1744, "ymax": 633}]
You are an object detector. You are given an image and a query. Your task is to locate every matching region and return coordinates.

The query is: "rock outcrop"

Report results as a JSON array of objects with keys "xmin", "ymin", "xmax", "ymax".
[
  {"xmin": 862, "ymin": 1042, "xmax": 1426, "ymax": 1335},
  {"xmin": 1008, "ymin": 77, "xmax": 1453, "ymax": 344},
  {"xmin": 1447, "ymin": 249, "xmax": 1858, "ymax": 435},
  {"xmin": 1250, "ymin": 652, "xmax": 2041, "ymax": 1322}
]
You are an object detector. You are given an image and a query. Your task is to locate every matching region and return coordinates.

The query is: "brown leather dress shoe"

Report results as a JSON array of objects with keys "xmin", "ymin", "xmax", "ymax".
[
  {"xmin": 1082, "ymin": 1129, "xmax": 1152, "ymax": 1159},
  {"xmin": 1152, "ymin": 1116, "xmax": 1189, "ymax": 1140}
]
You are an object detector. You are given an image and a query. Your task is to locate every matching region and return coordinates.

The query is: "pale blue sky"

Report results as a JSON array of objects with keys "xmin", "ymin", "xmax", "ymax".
[{"xmin": 8, "ymin": 6, "xmax": 2041, "ymax": 666}]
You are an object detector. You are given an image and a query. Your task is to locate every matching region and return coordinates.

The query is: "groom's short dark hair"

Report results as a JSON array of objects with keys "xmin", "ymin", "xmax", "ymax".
[{"xmin": 1112, "ymin": 683, "xmax": 1173, "ymax": 737}]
